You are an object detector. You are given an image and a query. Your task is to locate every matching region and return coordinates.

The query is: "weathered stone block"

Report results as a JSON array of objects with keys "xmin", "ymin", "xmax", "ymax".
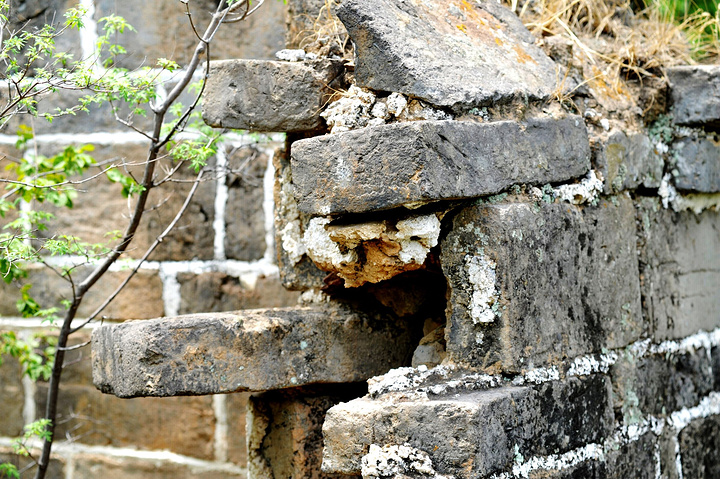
[
  {"xmin": 0, "ymin": 356, "xmax": 25, "ymax": 437},
  {"xmin": 529, "ymin": 461, "xmax": 606, "ymax": 479},
  {"xmin": 248, "ymin": 384, "xmax": 365, "ymax": 479},
  {"xmin": 34, "ymin": 384, "xmax": 216, "ymax": 460},
  {"xmin": 292, "ymin": 117, "xmax": 590, "ymax": 215},
  {"xmin": 678, "ymin": 414, "xmax": 720, "ymax": 479},
  {"xmin": 203, "ymin": 59, "xmax": 344, "ymax": 132},
  {"xmin": 322, "ymin": 375, "xmax": 613, "ymax": 478},
  {"xmin": 94, "ymin": 0, "xmax": 285, "ymax": 69},
  {"xmin": 0, "ymin": 266, "xmax": 164, "ymax": 320},
  {"xmin": 224, "ymin": 146, "xmax": 269, "ymax": 261},
  {"xmin": 92, "ymin": 303, "xmax": 415, "ymax": 397},
  {"xmin": 594, "ymin": 130, "xmax": 663, "ymax": 194},
  {"xmin": 226, "ymin": 392, "xmax": 250, "ymax": 467},
  {"xmin": 636, "ymin": 198, "xmax": 720, "ymax": 340},
  {"xmin": 336, "ymin": 0, "xmax": 557, "ymax": 110},
  {"xmin": 611, "ymin": 349, "xmax": 713, "ymax": 418},
  {"xmin": 441, "ymin": 196, "xmax": 642, "ymax": 371},
  {"xmin": 605, "ymin": 432, "xmax": 658, "ymax": 479},
  {"xmin": 671, "ymin": 135, "xmax": 720, "ymax": 193},
  {"xmin": 72, "ymin": 451, "xmax": 244, "ymax": 479},
  {"xmin": 177, "ymin": 272, "xmax": 301, "ymax": 314},
  {"xmin": 668, "ymin": 65, "xmax": 720, "ymax": 127}
]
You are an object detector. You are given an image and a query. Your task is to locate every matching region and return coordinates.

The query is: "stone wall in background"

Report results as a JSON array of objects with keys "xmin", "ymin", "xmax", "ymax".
[{"xmin": 0, "ymin": 0, "xmax": 299, "ymax": 477}]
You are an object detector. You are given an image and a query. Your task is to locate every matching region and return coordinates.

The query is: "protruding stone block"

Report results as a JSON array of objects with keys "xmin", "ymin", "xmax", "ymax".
[
  {"xmin": 203, "ymin": 59, "xmax": 344, "ymax": 132},
  {"xmin": 671, "ymin": 135, "xmax": 720, "ymax": 192},
  {"xmin": 336, "ymin": 0, "xmax": 557, "ymax": 110},
  {"xmin": 594, "ymin": 130, "xmax": 663, "ymax": 194},
  {"xmin": 322, "ymin": 375, "xmax": 613, "ymax": 478},
  {"xmin": 291, "ymin": 117, "xmax": 590, "ymax": 215},
  {"xmin": 668, "ymin": 65, "xmax": 720, "ymax": 127},
  {"xmin": 441, "ymin": 196, "xmax": 642, "ymax": 372},
  {"xmin": 92, "ymin": 304, "xmax": 414, "ymax": 398},
  {"xmin": 636, "ymin": 198, "xmax": 720, "ymax": 340}
]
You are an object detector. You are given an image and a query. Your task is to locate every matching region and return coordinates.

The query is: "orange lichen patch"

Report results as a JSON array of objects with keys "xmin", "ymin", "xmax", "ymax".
[
  {"xmin": 495, "ymin": 37, "xmax": 504, "ymax": 46},
  {"xmin": 457, "ymin": 24, "xmax": 468, "ymax": 34},
  {"xmin": 513, "ymin": 44, "xmax": 536, "ymax": 64}
]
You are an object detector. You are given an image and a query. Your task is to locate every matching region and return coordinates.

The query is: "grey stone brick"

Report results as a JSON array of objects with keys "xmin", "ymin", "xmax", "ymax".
[
  {"xmin": 593, "ymin": 130, "xmax": 663, "ymax": 194},
  {"xmin": 671, "ymin": 135, "xmax": 720, "ymax": 193},
  {"xmin": 322, "ymin": 375, "xmax": 613, "ymax": 478},
  {"xmin": 92, "ymin": 303, "xmax": 415, "ymax": 397},
  {"xmin": 636, "ymin": 197, "xmax": 720, "ymax": 340},
  {"xmin": 203, "ymin": 59, "xmax": 344, "ymax": 132},
  {"xmin": 441, "ymin": 196, "xmax": 642, "ymax": 372},
  {"xmin": 336, "ymin": 0, "xmax": 557, "ymax": 110},
  {"xmin": 679, "ymin": 414, "xmax": 720, "ymax": 479},
  {"xmin": 291, "ymin": 117, "xmax": 590, "ymax": 215},
  {"xmin": 668, "ymin": 65, "xmax": 720, "ymax": 127},
  {"xmin": 605, "ymin": 432, "xmax": 658, "ymax": 479}
]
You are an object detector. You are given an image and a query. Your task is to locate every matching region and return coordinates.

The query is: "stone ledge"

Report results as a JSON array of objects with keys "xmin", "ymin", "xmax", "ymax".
[
  {"xmin": 202, "ymin": 58, "xmax": 344, "ymax": 132},
  {"xmin": 291, "ymin": 116, "xmax": 590, "ymax": 215},
  {"xmin": 92, "ymin": 303, "xmax": 414, "ymax": 398},
  {"xmin": 322, "ymin": 375, "xmax": 612, "ymax": 478}
]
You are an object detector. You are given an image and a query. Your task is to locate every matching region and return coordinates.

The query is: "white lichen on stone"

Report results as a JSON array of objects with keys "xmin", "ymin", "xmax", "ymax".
[
  {"xmin": 566, "ymin": 352, "xmax": 618, "ymax": 377},
  {"xmin": 386, "ymin": 92, "xmax": 408, "ymax": 117},
  {"xmin": 508, "ymin": 443, "xmax": 605, "ymax": 478},
  {"xmin": 321, "ymin": 85, "xmax": 377, "ymax": 133},
  {"xmin": 395, "ymin": 214, "xmax": 442, "ymax": 264},
  {"xmin": 361, "ymin": 444, "xmax": 441, "ymax": 478},
  {"xmin": 553, "ymin": 170, "xmax": 603, "ymax": 205},
  {"xmin": 659, "ymin": 173, "xmax": 720, "ymax": 213},
  {"xmin": 298, "ymin": 289, "xmax": 331, "ymax": 304},
  {"xmin": 464, "ymin": 254, "xmax": 499, "ymax": 324},
  {"xmin": 303, "ymin": 217, "xmax": 358, "ymax": 266},
  {"xmin": 277, "ymin": 162, "xmax": 306, "ymax": 265},
  {"xmin": 275, "ymin": 49, "xmax": 317, "ymax": 61},
  {"xmin": 522, "ymin": 365, "xmax": 560, "ymax": 385}
]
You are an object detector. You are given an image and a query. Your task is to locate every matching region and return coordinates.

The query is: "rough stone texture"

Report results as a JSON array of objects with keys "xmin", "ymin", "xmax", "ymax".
[
  {"xmin": 248, "ymin": 384, "xmax": 366, "ymax": 479},
  {"xmin": 292, "ymin": 117, "xmax": 590, "ymax": 215},
  {"xmin": 441, "ymin": 196, "xmax": 642, "ymax": 371},
  {"xmin": 678, "ymin": 415, "xmax": 720, "ymax": 479},
  {"xmin": 322, "ymin": 375, "xmax": 613, "ymax": 478},
  {"xmin": 34, "ymin": 384, "xmax": 217, "ymax": 460},
  {"xmin": 224, "ymin": 146, "xmax": 269, "ymax": 261},
  {"xmin": 94, "ymin": 0, "xmax": 286, "ymax": 69},
  {"xmin": 671, "ymin": 135, "xmax": 720, "ymax": 193},
  {"xmin": 72, "ymin": 452, "xmax": 244, "ymax": 479},
  {"xmin": 227, "ymin": 392, "xmax": 251, "ymax": 467},
  {"xmin": 636, "ymin": 197, "xmax": 720, "ymax": 340},
  {"xmin": 92, "ymin": 303, "xmax": 415, "ymax": 397},
  {"xmin": 203, "ymin": 59, "xmax": 344, "ymax": 132},
  {"xmin": 0, "ymin": 356, "xmax": 25, "ymax": 437},
  {"xmin": 713, "ymin": 346, "xmax": 720, "ymax": 392},
  {"xmin": 177, "ymin": 273, "xmax": 301, "ymax": 315},
  {"xmin": 605, "ymin": 432, "xmax": 659, "ymax": 479},
  {"xmin": 593, "ymin": 130, "xmax": 663, "ymax": 194},
  {"xmin": 528, "ymin": 461, "xmax": 606, "ymax": 479},
  {"xmin": 668, "ymin": 65, "xmax": 720, "ymax": 127},
  {"xmin": 273, "ymin": 141, "xmax": 328, "ymax": 291},
  {"xmin": 0, "ymin": 266, "xmax": 164, "ymax": 320},
  {"xmin": 611, "ymin": 348, "xmax": 714, "ymax": 418},
  {"xmin": 337, "ymin": 0, "xmax": 557, "ymax": 110}
]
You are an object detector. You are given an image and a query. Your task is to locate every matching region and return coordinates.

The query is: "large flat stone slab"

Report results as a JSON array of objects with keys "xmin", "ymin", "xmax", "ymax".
[
  {"xmin": 92, "ymin": 304, "xmax": 414, "ymax": 398},
  {"xmin": 202, "ymin": 59, "xmax": 344, "ymax": 132},
  {"xmin": 636, "ymin": 198, "xmax": 720, "ymax": 341},
  {"xmin": 594, "ymin": 130, "xmax": 663, "ymax": 194},
  {"xmin": 668, "ymin": 65, "xmax": 720, "ymax": 127},
  {"xmin": 291, "ymin": 117, "xmax": 590, "ymax": 215},
  {"xmin": 440, "ymin": 196, "xmax": 643, "ymax": 372},
  {"xmin": 322, "ymin": 374, "xmax": 613, "ymax": 477},
  {"xmin": 336, "ymin": 0, "xmax": 557, "ymax": 109}
]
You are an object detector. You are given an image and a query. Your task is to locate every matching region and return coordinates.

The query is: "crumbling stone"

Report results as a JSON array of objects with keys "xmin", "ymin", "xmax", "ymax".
[
  {"xmin": 336, "ymin": 0, "xmax": 558, "ymax": 110},
  {"xmin": 91, "ymin": 303, "xmax": 414, "ymax": 397},
  {"xmin": 679, "ymin": 415, "xmax": 720, "ymax": 479},
  {"xmin": 322, "ymin": 375, "xmax": 613, "ymax": 478},
  {"xmin": 667, "ymin": 65, "xmax": 720, "ymax": 127},
  {"xmin": 441, "ymin": 196, "xmax": 643, "ymax": 372},
  {"xmin": 636, "ymin": 197, "xmax": 720, "ymax": 340},
  {"xmin": 594, "ymin": 130, "xmax": 663, "ymax": 194},
  {"xmin": 291, "ymin": 117, "xmax": 590, "ymax": 215},
  {"xmin": 203, "ymin": 58, "xmax": 344, "ymax": 132}
]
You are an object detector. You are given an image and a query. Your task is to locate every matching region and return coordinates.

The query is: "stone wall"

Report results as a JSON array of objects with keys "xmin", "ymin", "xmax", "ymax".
[{"xmin": 0, "ymin": 0, "xmax": 299, "ymax": 477}]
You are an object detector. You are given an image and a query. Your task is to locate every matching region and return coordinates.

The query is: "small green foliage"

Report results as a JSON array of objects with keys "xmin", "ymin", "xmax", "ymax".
[
  {"xmin": 0, "ymin": 331, "xmax": 56, "ymax": 381},
  {"xmin": 648, "ymin": 113, "xmax": 675, "ymax": 144},
  {"xmin": 0, "ymin": 462, "xmax": 19, "ymax": 479},
  {"xmin": 106, "ymin": 168, "xmax": 145, "ymax": 198}
]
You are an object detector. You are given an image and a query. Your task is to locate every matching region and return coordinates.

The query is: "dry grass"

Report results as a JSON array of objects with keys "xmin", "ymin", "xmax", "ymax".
[
  {"xmin": 294, "ymin": 0, "xmax": 351, "ymax": 58},
  {"xmin": 504, "ymin": 0, "xmax": 720, "ymax": 104}
]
